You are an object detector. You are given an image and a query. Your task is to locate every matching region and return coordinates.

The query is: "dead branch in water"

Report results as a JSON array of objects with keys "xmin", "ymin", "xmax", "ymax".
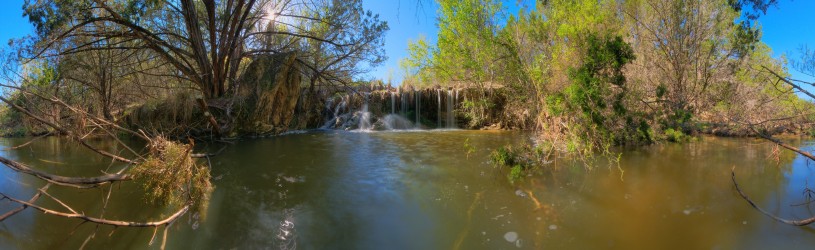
[
  {"xmin": 0, "ymin": 96, "xmax": 137, "ymax": 164},
  {"xmin": 747, "ymin": 125, "xmax": 815, "ymax": 161},
  {"xmin": 0, "ymin": 192, "xmax": 189, "ymax": 227},
  {"xmin": 0, "ymin": 184, "xmax": 51, "ymax": 221},
  {"xmin": 731, "ymin": 166, "xmax": 815, "ymax": 226},
  {"xmin": 0, "ymin": 156, "xmax": 130, "ymax": 188}
]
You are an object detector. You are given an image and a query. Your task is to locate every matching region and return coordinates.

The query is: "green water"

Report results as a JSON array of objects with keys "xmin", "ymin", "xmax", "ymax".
[{"xmin": 2, "ymin": 131, "xmax": 815, "ymax": 249}]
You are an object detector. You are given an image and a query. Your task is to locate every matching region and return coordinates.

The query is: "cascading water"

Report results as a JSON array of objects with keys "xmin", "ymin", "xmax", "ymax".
[
  {"xmin": 318, "ymin": 87, "xmax": 456, "ymax": 131},
  {"xmin": 446, "ymin": 90, "xmax": 455, "ymax": 128},
  {"xmin": 415, "ymin": 89, "xmax": 420, "ymax": 127},
  {"xmin": 437, "ymin": 89, "xmax": 441, "ymax": 128},
  {"xmin": 321, "ymin": 95, "xmax": 349, "ymax": 129},
  {"xmin": 390, "ymin": 91, "xmax": 395, "ymax": 115},
  {"xmin": 382, "ymin": 114, "xmax": 414, "ymax": 130},
  {"xmin": 401, "ymin": 89, "xmax": 408, "ymax": 117},
  {"xmin": 358, "ymin": 103, "xmax": 372, "ymax": 131},
  {"xmin": 455, "ymin": 89, "xmax": 459, "ymax": 105}
]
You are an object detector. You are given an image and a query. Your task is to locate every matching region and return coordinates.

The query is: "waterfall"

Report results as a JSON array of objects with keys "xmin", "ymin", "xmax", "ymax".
[
  {"xmin": 390, "ymin": 91, "xmax": 395, "ymax": 115},
  {"xmin": 455, "ymin": 89, "xmax": 459, "ymax": 104},
  {"xmin": 446, "ymin": 90, "xmax": 455, "ymax": 128},
  {"xmin": 437, "ymin": 89, "xmax": 441, "ymax": 128},
  {"xmin": 382, "ymin": 114, "xmax": 414, "ymax": 130},
  {"xmin": 321, "ymin": 95, "xmax": 348, "ymax": 129},
  {"xmin": 358, "ymin": 102, "xmax": 372, "ymax": 131},
  {"xmin": 401, "ymin": 89, "xmax": 407, "ymax": 116},
  {"xmin": 450, "ymin": 89, "xmax": 458, "ymax": 128},
  {"xmin": 320, "ymin": 97, "xmax": 335, "ymax": 129},
  {"xmin": 415, "ymin": 89, "xmax": 420, "ymax": 127}
]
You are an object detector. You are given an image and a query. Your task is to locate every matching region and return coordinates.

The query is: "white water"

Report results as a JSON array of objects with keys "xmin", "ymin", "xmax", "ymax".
[
  {"xmin": 322, "ymin": 88, "xmax": 458, "ymax": 131},
  {"xmin": 446, "ymin": 90, "xmax": 456, "ymax": 128},
  {"xmin": 358, "ymin": 99, "xmax": 373, "ymax": 131},
  {"xmin": 382, "ymin": 114, "xmax": 416, "ymax": 130},
  {"xmin": 415, "ymin": 89, "xmax": 420, "ymax": 127},
  {"xmin": 437, "ymin": 89, "xmax": 441, "ymax": 128},
  {"xmin": 390, "ymin": 91, "xmax": 395, "ymax": 115}
]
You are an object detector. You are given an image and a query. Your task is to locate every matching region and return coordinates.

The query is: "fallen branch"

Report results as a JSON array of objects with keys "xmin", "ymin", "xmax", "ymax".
[
  {"xmin": 0, "ymin": 192, "xmax": 188, "ymax": 227},
  {"xmin": 0, "ymin": 156, "xmax": 130, "ymax": 188},
  {"xmin": 731, "ymin": 166, "xmax": 815, "ymax": 226},
  {"xmin": 0, "ymin": 96, "xmax": 136, "ymax": 164},
  {"xmin": 748, "ymin": 125, "xmax": 815, "ymax": 161},
  {"xmin": 0, "ymin": 183, "xmax": 51, "ymax": 221}
]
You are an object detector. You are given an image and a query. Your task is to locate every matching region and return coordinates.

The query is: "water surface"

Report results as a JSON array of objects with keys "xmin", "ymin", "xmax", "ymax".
[{"xmin": 1, "ymin": 131, "xmax": 815, "ymax": 249}]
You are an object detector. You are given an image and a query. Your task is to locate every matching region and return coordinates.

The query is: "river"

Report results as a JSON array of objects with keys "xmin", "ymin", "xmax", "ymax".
[{"xmin": 1, "ymin": 131, "xmax": 815, "ymax": 249}]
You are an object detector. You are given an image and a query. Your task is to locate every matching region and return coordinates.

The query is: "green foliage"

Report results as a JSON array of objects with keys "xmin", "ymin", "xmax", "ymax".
[
  {"xmin": 545, "ymin": 94, "xmax": 567, "ymax": 116},
  {"xmin": 461, "ymin": 98, "xmax": 495, "ymax": 128},
  {"xmin": 402, "ymin": 0, "xmax": 505, "ymax": 86},
  {"xmin": 463, "ymin": 138, "xmax": 476, "ymax": 159},
  {"xmin": 490, "ymin": 146, "xmax": 514, "ymax": 166},
  {"xmin": 508, "ymin": 164, "xmax": 524, "ymax": 183},
  {"xmin": 490, "ymin": 143, "xmax": 555, "ymax": 183},
  {"xmin": 553, "ymin": 33, "xmax": 650, "ymax": 148},
  {"xmin": 663, "ymin": 128, "xmax": 688, "ymax": 142}
]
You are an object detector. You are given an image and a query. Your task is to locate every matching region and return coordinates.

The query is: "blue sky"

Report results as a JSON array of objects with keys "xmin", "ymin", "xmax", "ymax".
[{"xmin": 1, "ymin": 0, "xmax": 812, "ymax": 85}]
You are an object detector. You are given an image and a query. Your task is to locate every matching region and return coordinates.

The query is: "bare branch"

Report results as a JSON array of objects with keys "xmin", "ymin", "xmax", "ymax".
[
  {"xmin": 0, "ymin": 193, "xmax": 188, "ymax": 227},
  {"xmin": 732, "ymin": 167, "xmax": 815, "ymax": 226}
]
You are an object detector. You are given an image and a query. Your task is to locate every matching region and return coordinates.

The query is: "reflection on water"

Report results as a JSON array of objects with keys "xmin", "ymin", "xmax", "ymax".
[{"xmin": 2, "ymin": 133, "xmax": 815, "ymax": 249}]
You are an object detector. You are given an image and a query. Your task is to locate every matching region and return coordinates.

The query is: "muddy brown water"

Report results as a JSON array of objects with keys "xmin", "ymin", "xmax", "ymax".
[{"xmin": 2, "ymin": 131, "xmax": 815, "ymax": 249}]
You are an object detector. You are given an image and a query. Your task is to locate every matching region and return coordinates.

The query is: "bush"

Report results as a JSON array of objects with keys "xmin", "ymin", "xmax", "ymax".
[
  {"xmin": 509, "ymin": 164, "xmax": 524, "ymax": 183},
  {"xmin": 491, "ymin": 144, "xmax": 553, "ymax": 183},
  {"xmin": 663, "ymin": 128, "xmax": 687, "ymax": 142},
  {"xmin": 490, "ymin": 146, "xmax": 514, "ymax": 166}
]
